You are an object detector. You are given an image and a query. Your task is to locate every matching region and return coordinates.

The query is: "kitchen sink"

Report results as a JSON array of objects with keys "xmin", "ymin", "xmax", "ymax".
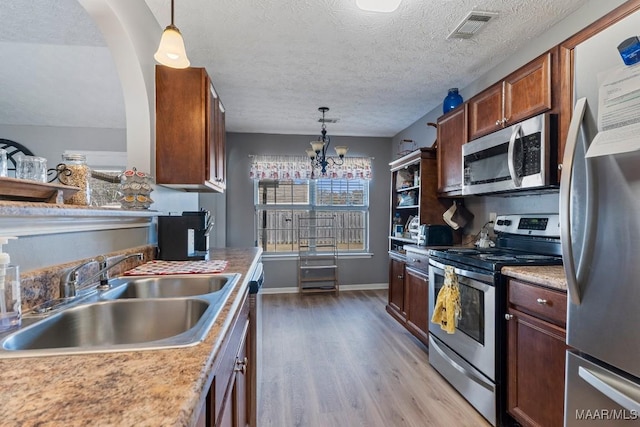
[
  {"xmin": 0, "ymin": 274, "xmax": 240, "ymax": 358},
  {"xmin": 102, "ymin": 274, "xmax": 238, "ymax": 299}
]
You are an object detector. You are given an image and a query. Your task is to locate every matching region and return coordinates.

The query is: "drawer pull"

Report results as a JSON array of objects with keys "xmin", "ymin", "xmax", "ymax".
[
  {"xmin": 536, "ymin": 298, "xmax": 548, "ymax": 305},
  {"xmin": 410, "ymin": 258, "xmax": 420, "ymax": 263},
  {"xmin": 505, "ymin": 314, "xmax": 514, "ymax": 321},
  {"xmin": 234, "ymin": 357, "xmax": 248, "ymax": 375},
  {"xmin": 398, "ymin": 275, "xmax": 403, "ymax": 279}
]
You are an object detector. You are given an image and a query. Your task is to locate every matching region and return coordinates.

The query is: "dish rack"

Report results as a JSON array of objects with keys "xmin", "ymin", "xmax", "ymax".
[{"xmin": 297, "ymin": 216, "xmax": 339, "ymax": 294}]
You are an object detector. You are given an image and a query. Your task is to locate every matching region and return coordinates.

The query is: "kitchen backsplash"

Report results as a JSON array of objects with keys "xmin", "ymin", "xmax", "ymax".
[{"xmin": 19, "ymin": 245, "xmax": 155, "ymax": 311}]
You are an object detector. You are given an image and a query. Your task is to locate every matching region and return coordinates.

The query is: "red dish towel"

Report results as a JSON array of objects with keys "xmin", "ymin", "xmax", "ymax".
[{"xmin": 124, "ymin": 260, "xmax": 228, "ymax": 276}]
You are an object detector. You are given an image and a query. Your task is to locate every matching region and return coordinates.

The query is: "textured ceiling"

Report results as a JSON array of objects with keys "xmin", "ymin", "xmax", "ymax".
[{"xmin": 1, "ymin": 0, "xmax": 590, "ymax": 137}]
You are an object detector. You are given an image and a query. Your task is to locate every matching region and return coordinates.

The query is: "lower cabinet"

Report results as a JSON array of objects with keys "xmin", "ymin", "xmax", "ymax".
[
  {"xmin": 387, "ymin": 256, "xmax": 406, "ymax": 320},
  {"xmin": 404, "ymin": 267, "xmax": 429, "ymax": 346},
  {"xmin": 197, "ymin": 288, "xmax": 253, "ymax": 427},
  {"xmin": 506, "ymin": 279, "xmax": 567, "ymax": 427},
  {"xmin": 387, "ymin": 250, "xmax": 429, "ymax": 347}
]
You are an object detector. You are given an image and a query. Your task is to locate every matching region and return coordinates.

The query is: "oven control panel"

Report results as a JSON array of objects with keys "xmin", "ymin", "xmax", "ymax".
[{"xmin": 494, "ymin": 214, "xmax": 560, "ymax": 237}]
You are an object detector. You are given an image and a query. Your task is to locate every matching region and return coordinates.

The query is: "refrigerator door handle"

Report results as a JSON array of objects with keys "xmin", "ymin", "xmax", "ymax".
[
  {"xmin": 578, "ymin": 366, "xmax": 640, "ymax": 413},
  {"xmin": 560, "ymin": 97, "xmax": 587, "ymax": 304},
  {"xmin": 507, "ymin": 124, "xmax": 523, "ymax": 187}
]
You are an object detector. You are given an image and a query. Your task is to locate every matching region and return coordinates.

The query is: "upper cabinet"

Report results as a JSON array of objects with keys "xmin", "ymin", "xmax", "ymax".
[
  {"xmin": 156, "ymin": 65, "xmax": 226, "ymax": 192},
  {"xmin": 468, "ymin": 52, "xmax": 554, "ymax": 141},
  {"xmin": 436, "ymin": 104, "xmax": 466, "ymax": 195}
]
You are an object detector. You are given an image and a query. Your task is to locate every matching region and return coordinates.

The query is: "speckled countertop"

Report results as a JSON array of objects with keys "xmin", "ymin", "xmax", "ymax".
[
  {"xmin": 0, "ymin": 247, "xmax": 262, "ymax": 427},
  {"xmin": 501, "ymin": 265, "xmax": 567, "ymax": 291}
]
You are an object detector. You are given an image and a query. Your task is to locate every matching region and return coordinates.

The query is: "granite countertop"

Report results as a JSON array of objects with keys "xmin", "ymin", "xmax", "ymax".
[
  {"xmin": 0, "ymin": 247, "xmax": 262, "ymax": 427},
  {"xmin": 501, "ymin": 265, "xmax": 567, "ymax": 291}
]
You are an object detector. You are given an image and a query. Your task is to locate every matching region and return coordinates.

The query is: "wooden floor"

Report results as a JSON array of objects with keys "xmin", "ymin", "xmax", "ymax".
[{"xmin": 257, "ymin": 289, "xmax": 491, "ymax": 427}]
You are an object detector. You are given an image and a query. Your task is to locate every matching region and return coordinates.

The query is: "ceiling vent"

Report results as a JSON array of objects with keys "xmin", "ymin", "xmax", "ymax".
[{"xmin": 447, "ymin": 11, "xmax": 498, "ymax": 39}]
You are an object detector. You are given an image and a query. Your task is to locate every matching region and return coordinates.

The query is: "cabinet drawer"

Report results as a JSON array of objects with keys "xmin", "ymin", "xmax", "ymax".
[
  {"xmin": 508, "ymin": 280, "xmax": 567, "ymax": 327},
  {"xmin": 404, "ymin": 249, "xmax": 429, "ymax": 273}
]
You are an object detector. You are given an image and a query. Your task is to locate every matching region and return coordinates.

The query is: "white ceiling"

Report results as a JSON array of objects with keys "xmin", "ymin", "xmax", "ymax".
[{"xmin": 0, "ymin": 0, "xmax": 590, "ymax": 137}]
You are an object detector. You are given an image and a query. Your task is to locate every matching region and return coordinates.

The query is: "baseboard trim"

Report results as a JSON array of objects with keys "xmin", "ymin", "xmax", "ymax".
[{"xmin": 260, "ymin": 283, "xmax": 388, "ymax": 295}]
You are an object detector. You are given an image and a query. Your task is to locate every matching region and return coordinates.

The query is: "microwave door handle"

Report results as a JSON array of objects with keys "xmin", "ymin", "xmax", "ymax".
[
  {"xmin": 560, "ymin": 97, "xmax": 587, "ymax": 305},
  {"xmin": 507, "ymin": 124, "xmax": 523, "ymax": 187}
]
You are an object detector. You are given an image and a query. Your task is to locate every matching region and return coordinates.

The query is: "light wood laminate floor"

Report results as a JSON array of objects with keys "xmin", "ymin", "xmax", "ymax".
[{"xmin": 257, "ymin": 289, "xmax": 491, "ymax": 427}]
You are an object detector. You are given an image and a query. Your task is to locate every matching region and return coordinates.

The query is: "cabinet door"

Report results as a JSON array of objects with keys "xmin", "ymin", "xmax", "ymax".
[
  {"xmin": 388, "ymin": 258, "xmax": 405, "ymax": 316},
  {"xmin": 404, "ymin": 267, "xmax": 429, "ymax": 345},
  {"xmin": 156, "ymin": 65, "xmax": 225, "ymax": 192},
  {"xmin": 507, "ymin": 308, "xmax": 566, "ymax": 427},
  {"xmin": 504, "ymin": 52, "xmax": 552, "ymax": 127},
  {"xmin": 437, "ymin": 106, "xmax": 466, "ymax": 194},
  {"xmin": 468, "ymin": 82, "xmax": 503, "ymax": 140}
]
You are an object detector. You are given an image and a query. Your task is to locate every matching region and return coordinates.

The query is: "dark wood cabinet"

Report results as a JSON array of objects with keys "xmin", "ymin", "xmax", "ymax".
[
  {"xmin": 404, "ymin": 266, "xmax": 429, "ymax": 346},
  {"xmin": 387, "ymin": 255, "xmax": 406, "ymax": 321},
  {"xmin": 506, "ymin": 279, "xmax": 567, "ymax": 427},
  {"xmin": 200, "ymin": 287, "xmax": 253, "ymax": 427},
  {"xmin": 388, "ymin": 148, "xmax": 449, "ymax": 254},
  {"xmin": 468, "ymin": 52, "xmax": 553, "ymax": 141},
  {"xmin": 156, "ymin": 65, "xmax": 226, "ymax": 192},
  {"xmin": 436, "ymin": 105, "xmax": 466, "ymax": 195}
]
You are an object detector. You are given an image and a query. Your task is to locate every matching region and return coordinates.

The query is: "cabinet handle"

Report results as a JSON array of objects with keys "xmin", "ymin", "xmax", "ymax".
[
  {"xmin": 558, "ymin": 164, "xmax": 563, "ymax": 171},
  {"xmin": 495, "ymin": 119, "xmax": 501, "ymax": 126},
  {"xmin": 502, "ymin": 117, "xmax": 509, "ymax": 125},
  {"xmin": 234, "ymin": 357, "xmax": 248, "ymax": 375},
  {"xmin": 397, "ymin": 275, "xmax": 404, "ymax": 279},
  {"xmin": 410, "ymin": 258, "xmax": 420, "ymax": 263},
  {"xmin": 536, "ymin": 298, "xmax": 548, "ymax": 305},
  {"xmin": 505, "ymin": 313, "xmax": 514, "ymax": 320}
]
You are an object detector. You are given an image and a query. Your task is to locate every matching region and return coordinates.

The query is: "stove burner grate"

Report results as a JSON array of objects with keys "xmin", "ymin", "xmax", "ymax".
[
  {"xmin": 514, "ymin": 254, "xmax": 557, "ymax": 260},
  {"xmin": 483, "ymin": 255, "xmax": 518, "ymax": 261},
  {"xmin": 447, "ymin": 249, "xmax": 480, "ymax": 255}
]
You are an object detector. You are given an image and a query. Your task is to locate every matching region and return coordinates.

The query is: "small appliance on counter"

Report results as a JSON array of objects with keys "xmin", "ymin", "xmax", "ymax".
[
  {"xmin": 157, "ymin": 210, "xmax": 213, "ymax": 261},
  {"xmin": 417, "ymin": 224, "xmax": 453, "ymax": 246}
]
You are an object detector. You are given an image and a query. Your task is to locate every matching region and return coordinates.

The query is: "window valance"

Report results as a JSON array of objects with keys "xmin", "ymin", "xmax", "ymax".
[{"xmin": 249, "ymin": 155, "xmax": 372, "ymax": 180}]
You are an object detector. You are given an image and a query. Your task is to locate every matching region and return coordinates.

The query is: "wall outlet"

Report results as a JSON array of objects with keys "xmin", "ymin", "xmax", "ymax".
[{"xmin": 489, "ymin": 212, "xmax": 497, "ymax": 224}]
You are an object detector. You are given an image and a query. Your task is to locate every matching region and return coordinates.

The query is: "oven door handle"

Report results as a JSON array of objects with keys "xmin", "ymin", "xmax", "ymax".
[
  {"xmin": 429, "ymin": 258, "xmax": 494, "ymax": 284},
  {"xmin": 430, "ymin": 336, "xmax": 494, "ymax": 392},
  {"xmin": 508, "ymin": 124, "xmax": 523, "ymax": 187}
]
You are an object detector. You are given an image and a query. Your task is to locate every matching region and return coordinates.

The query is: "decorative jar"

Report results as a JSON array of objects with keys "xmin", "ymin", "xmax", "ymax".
[
  {"xmin": 443, "ymin": 88, "xmax": 463, "ymax": 114},
  {"xmin": 60, "ymin": 153, "xmax": 91, "ymax": 205}
]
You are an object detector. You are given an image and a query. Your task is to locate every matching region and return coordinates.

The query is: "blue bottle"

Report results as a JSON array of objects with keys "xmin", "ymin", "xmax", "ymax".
[{"xmin": 443, "ymin": 88, "xmax": 463, "ymax": 114}]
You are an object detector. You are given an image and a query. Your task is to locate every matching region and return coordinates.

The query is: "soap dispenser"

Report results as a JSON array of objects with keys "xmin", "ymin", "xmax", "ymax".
[{"xmin": 0, "ymin": 237, "xmax": 20, "ymax": 332}]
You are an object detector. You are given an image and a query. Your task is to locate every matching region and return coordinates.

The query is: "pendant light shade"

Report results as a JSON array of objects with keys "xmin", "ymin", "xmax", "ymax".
[{"xmin": 154, "ymin": 0, "xmax": 190, "ymax": 69}]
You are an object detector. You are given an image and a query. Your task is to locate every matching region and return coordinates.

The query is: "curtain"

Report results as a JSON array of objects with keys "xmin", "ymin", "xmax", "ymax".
[{"xmin": 249, "ymin": 155, "xmax": 372, "ymax": 180}]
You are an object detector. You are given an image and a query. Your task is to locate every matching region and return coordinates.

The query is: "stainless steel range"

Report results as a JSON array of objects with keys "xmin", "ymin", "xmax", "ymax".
[{"xmin": 427, "ymin": 213, "xmax": 562, "ymax": 426}]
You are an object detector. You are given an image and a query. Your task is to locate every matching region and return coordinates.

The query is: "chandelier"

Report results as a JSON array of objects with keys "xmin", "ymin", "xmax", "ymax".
[{"xmin": 305, "ymin": 107, "xmax": 348, "ymax": 176}]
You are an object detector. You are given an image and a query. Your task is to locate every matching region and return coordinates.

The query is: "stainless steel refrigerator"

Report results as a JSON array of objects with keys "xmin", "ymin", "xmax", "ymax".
[{"xmin": 562, "ymin": 8, "xmax": 640, "ymax": 427}]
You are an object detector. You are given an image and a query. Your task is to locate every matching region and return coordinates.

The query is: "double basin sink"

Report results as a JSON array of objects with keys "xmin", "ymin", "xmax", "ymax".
[{"xmin": 0, "ymin": 273, "xmax": 240, "ymax": 358}]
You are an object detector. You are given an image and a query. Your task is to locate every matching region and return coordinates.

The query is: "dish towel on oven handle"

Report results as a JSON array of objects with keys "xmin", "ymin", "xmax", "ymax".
[{"xmin": 430, "ymin": 265, "xmax": 462, "ymax": 334}]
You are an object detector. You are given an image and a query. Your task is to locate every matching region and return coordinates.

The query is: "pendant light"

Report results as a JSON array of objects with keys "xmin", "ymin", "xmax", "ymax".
[
  {"xmin": 306, "ymin": 107, "xmax": 348, "ymax": 176},
  {"xmin": 154, "ymin": 0, "xmax": 190, "ymax": 69}
]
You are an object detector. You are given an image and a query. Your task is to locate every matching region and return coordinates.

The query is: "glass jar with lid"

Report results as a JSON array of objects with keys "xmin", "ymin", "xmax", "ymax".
[{"xmin": 60, "ymin": 153, "xmax": 91, "ymax": 205}]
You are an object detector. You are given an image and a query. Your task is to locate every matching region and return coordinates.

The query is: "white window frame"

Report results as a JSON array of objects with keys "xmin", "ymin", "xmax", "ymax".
[{"xmin": 254, "ymin": 178, "xmax": 370, "ymax": 257}]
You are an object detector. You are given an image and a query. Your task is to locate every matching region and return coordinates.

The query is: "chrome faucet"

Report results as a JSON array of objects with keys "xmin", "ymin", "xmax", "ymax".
[{"xmin": 60, "ymin": 253, "xmax": 144, "ymax": 298}]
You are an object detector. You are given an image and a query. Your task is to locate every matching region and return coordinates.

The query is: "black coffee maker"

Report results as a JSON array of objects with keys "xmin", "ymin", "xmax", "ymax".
[{"xmin": 157, "ymin": 210, "xmax": 212, "ymax": 260}]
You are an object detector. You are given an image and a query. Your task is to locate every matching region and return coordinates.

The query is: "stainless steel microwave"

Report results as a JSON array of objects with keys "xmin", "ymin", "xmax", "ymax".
[{"xmin": 462, "ymin": 113, "xmax": 557, "ymax": 195}]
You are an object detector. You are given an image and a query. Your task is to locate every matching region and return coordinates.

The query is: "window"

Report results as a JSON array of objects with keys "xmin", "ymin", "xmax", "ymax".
[{"xmin": 255, "ymin": 178, "xmax": 369, "ymax": 254}]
